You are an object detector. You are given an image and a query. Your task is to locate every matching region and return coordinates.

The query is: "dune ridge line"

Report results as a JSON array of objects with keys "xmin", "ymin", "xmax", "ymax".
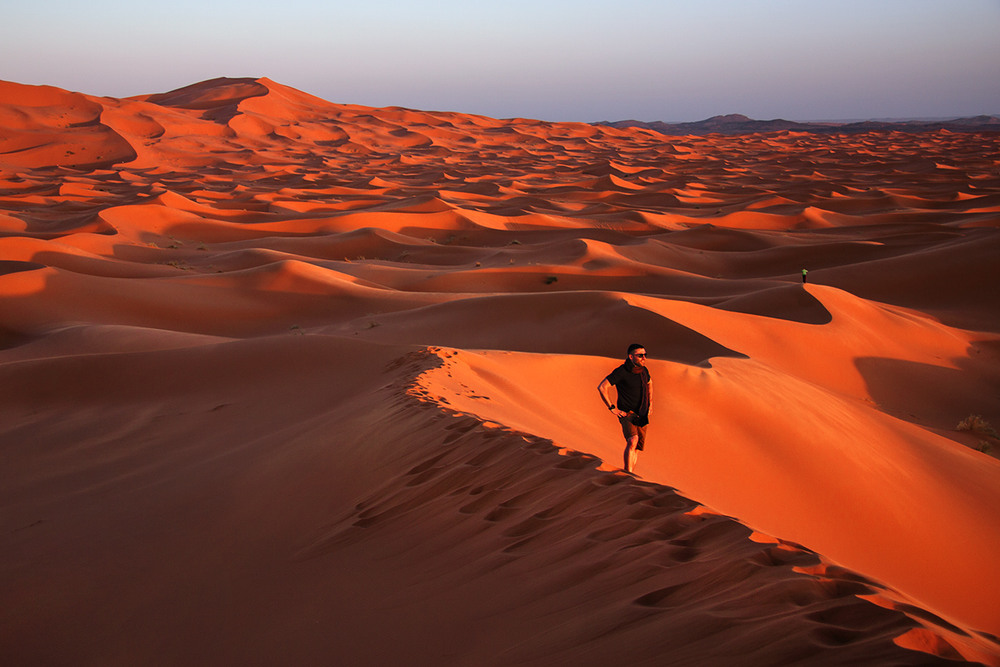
[{"xmin": 1, "ymin": 76, "xmax": 999, "ymax": 664}]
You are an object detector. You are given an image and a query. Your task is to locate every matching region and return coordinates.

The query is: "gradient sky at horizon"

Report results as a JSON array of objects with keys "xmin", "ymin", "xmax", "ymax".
[{"xmin": 3, "ymin": 0, "xmax": 998, "ymax": 122}]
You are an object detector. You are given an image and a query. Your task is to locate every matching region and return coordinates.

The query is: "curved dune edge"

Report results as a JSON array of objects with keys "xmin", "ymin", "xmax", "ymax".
[
  {"xmin": 3, "ymin": 77, "xmax": 1000, "ymax": 664},
  {"xmin": 0, "ymin": 336, "xmax": 992, "ymax": 665},
  {"xmin": 411, "ymin": 346, "xmax": 1000, "ymax": 664}
]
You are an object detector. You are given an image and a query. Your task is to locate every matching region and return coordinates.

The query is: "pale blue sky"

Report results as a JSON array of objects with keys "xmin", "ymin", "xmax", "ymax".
[{"xmin": 3, "ymin": 0, "xmax": 998, "ymax": 122}]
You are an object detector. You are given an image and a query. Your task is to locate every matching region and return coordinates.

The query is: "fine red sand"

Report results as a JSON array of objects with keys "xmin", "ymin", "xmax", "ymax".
[{"xmin": 2, "ymin": 76, "xmax": 1000, "ymax": 665}]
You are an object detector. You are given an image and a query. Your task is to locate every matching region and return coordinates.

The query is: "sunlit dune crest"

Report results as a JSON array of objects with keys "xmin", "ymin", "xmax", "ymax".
[{"xmin": 2, "ymin": 77, "xmax": 999, "ymax": 665}]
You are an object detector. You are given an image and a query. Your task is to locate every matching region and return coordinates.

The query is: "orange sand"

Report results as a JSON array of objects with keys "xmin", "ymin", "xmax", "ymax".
[{"xmin": 2, "ymin": 77, "xmax": 999, "ymax": 665}]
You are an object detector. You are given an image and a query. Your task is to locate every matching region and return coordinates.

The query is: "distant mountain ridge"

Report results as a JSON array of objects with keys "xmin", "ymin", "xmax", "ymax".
[
  {"xmin": 596, "ymin": 113, "xmax": 1000, "ymax": 136},
  {"xmin": 4, "ymin": 76, "xmax": 999, "ymax": 173}
]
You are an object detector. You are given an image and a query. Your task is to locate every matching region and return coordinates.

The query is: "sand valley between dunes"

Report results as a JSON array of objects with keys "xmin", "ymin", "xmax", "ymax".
[{"xmin": 2, "ymin": 77, "xmax": 999, "ymax": 665}]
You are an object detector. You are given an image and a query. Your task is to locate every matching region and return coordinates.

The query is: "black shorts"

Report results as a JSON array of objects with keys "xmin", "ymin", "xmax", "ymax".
[{"xmin": 619, "ymin": 415, "xmax": 647, "ymax": 451}]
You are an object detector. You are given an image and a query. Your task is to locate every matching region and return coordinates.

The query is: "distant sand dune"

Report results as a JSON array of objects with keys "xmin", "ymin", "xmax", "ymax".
[{"xmin": 2, "ymin": 77, "xmax": 999, "ymax": 665}]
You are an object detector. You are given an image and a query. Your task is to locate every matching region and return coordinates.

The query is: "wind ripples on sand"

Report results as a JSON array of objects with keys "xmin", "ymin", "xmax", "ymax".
[{"xmin": 1, "ymin": 77, "xmax": 999, "ymax": 665}]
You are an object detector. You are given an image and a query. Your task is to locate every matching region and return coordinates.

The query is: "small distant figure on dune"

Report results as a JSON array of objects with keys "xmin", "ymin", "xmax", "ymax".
[
  {"xmin": 598, "ymin": 343, "xmax": 652, "ymax": 474},
  {"xmin": 801, "ymin": 268, "xmax": 809, "ymax": 283}
]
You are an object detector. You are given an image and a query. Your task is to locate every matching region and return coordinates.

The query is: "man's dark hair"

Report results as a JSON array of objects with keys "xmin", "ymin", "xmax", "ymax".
[{"xmin": 627, "ymin": 343, "xmax": 646, "ymax": 356}]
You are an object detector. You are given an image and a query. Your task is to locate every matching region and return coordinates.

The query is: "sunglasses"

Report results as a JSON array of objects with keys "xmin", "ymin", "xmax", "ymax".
[{"xmin": 632, "ymin": 352, "xmax": 647, "ymax": 358}]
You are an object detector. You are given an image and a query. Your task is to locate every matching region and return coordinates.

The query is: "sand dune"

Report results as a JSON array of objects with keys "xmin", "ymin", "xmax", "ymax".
[{"xmin": 2, "ymin": 77, "xmax": 999, "ymax": 665}]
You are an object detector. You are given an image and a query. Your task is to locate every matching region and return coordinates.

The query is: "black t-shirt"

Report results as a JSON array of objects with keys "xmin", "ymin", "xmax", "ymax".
[{"xmin": 606, "ymin": 363, "xmax": 650, "ymax": 414}]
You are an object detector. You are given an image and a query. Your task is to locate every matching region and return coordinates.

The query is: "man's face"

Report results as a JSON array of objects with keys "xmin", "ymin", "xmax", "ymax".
[{"xmin": 630, "ymin": 348, "xmax": 647, "ymax": 367}]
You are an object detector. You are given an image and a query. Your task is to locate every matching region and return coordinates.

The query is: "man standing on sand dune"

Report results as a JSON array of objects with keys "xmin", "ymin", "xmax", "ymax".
[{"xmin": 598, "ymin": 344, "xmax": 652, "ymax": 474}]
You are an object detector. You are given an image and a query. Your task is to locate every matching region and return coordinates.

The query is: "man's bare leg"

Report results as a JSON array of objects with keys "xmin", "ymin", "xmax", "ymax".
[{"xmin": 624, "ymin": 435, "xmax": 640, "ymax": 473}]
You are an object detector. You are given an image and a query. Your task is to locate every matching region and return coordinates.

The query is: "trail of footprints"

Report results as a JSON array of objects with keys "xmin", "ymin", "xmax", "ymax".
[{"xmin": 300, "ymin": 399, "xmax": 980, "ymax": 662}]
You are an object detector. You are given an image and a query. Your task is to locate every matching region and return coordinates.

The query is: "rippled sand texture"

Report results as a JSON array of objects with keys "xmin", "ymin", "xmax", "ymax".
[{"xmin": 2, "ymin": 77, "xmax": 999, "ymax": 665}]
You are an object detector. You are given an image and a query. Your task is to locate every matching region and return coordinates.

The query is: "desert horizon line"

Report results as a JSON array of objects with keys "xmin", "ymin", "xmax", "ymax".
[{"xmin": 5, "ymin": 74, "xmax": 998, "ymax": 131}]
